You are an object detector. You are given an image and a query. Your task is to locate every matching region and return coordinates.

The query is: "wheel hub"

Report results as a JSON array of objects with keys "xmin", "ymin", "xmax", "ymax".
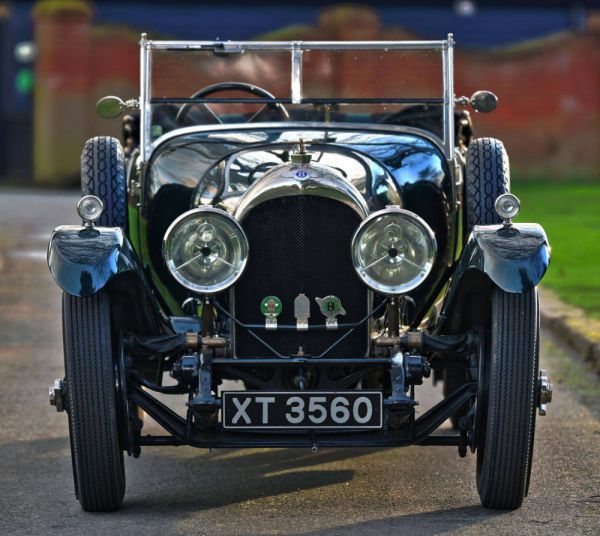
[
  {"xmin": 538, "ymin": 369, "xmax": 553, "ymax": 416},
  {"xmin": 48, "ymin": 378, "xmax": 66, "ymax": 412}
]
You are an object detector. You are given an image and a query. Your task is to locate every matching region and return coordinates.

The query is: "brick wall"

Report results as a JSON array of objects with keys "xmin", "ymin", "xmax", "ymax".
[{"xmin": 33, "ymin": 3, "xmax": 599, "ymax": 184}]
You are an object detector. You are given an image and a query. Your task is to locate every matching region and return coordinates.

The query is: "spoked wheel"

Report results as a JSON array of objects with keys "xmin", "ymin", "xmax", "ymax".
[
  {"xmin": 63, "ymin": 290, "xmax": 126, "ymax": 512},
  {"xmin": 476, "ymin": 287, "xmax": 539, "ymax": 510}
]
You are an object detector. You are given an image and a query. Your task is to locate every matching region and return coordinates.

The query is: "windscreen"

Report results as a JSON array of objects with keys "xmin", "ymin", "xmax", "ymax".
[
  {"xmin": 151, "ymin": 49, "xmax": 289, "ymax": 99},
  {"xmin": 301, "ymin": 49, "xmax": 442, "ymax": 100},
  {"xmin": 145, "ymin": 43, "xmax": 448, "ymax": 151}
]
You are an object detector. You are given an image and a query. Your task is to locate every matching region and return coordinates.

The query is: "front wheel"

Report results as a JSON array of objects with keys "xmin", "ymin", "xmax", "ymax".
[
  {"xmin": 476, "ymin": 287, "xmax": 539, "ymax": 510},
  {"xmin": 63, "ymin": 290, "xmax": 125, "ymax": 512}
]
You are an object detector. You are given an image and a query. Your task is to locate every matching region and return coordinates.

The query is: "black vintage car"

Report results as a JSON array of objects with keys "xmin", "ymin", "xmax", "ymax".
[{"xmin": 48, "ymin": 35, "xmax": 552, "ymax": 512}]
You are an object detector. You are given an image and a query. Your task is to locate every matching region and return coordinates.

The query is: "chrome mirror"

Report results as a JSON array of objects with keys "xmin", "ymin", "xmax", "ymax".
[
  {"xmin": 470, "ymin": 90, "xmax": 498, "ymax": 113},
  {"xmin": 96, "ymin": 96, "xmax": 126, "ymax": 119}
]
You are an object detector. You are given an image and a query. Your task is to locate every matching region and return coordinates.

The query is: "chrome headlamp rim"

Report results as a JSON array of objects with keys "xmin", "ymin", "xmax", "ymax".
[
  {"xmin": 351, "ymin": 206, "xmax": 437, "ymax": 295},
  {"xmin": 162, "ymin": 206, "xmax": 249, "ymax": 294}
]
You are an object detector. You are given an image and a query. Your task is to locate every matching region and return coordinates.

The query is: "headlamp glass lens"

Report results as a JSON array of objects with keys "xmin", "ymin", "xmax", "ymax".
[{"xmin": 164, "ymin": 209, "xmax": 248, "ymax": 293}]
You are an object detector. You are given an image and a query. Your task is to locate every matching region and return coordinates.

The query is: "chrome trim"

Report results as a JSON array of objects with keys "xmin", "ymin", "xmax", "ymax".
[
  {"xmin": 350, "ymin": 206, "xmax": 438, "ymax": 295},
  {"xmin": 538, "ymin": 369, "xmax": 553, "ymax": 416},
  {"xmin": 149, "ymin": 122, "xmax": 446, "ymax": 162},
  {"xmin": 162, "ymin": 206, "xmax": 249, "ymax": 294},
  {"xmin": 146, "ymin": 40, "xmax": 448, "ymax": 51},
  {"xmin": 291, "ymin": 42, "xmax": 302, "ymax": 104},
  {"xmin": 49, "ymin": 379, "xmax": 65, "ymax": 412},
  {"xmin": 140, "ymin": 33, "xmax": 151, "ymax": 161},
  {"xmin": 442, "ymin": 33, "xmax": 455, "ymax": 160},
  {"xmin": 233, "ymin": 162, "xmax": 369, "ymax": 222}
]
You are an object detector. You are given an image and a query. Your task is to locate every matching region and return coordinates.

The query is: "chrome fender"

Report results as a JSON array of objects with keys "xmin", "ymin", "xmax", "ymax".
[
  {"xmin": 47, "ymin": 225, "xmax": 140, "ymax": 297},
  {"xmin": 462, "ymin": 223, "xmax": 550, "ymax": 293},
  {"xmin": 437, "ymin": 223, "xmax": 550, "ymax": 330}
]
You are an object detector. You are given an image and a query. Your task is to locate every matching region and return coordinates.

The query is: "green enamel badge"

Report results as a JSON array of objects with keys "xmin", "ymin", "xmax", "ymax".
[
  {"xmin": 260, "ymin": 296, "xmax": 282, "ymax": 317},
  {"xmin": 316, "ymin": 295, "xmax": 346, "ymax": 329},
  {"xmin": 316, "ymin": 295, "xmax": 346, "ymax": 318}
]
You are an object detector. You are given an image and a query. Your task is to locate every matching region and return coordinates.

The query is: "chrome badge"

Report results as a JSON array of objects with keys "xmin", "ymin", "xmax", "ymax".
[
  {"xmin": 260, "ymin": 296, "xmax": 282, "ymax": 330},
  {"xmin": 316, "ymin": 295, "xmax": 346, "ymax": 330},
  {"xmin": 294, "ymin": 293, "xmax": 310, "ymax": 331}
]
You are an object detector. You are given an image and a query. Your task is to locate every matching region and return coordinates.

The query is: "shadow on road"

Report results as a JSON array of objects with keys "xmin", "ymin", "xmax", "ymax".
[
  {"xmin": 122, "ymin": 445, "xmax": 381, "ymax": 511},
  {"xmin": 1, "ymin": 435, "xmax": 382, "ymax": 510},
  {"xmin": 284, "ymin": 505, "xmax": 507, "ymax": 535}
]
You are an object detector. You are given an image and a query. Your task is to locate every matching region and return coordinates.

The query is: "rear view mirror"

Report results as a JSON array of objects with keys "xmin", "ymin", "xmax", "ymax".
[
  {"xmin": 96, "ymin": 96, "xmax": 126, "ymax": 119},
  {"xmin": 470, "ymin": 91, "xmax": 498, "ymax": 113}
]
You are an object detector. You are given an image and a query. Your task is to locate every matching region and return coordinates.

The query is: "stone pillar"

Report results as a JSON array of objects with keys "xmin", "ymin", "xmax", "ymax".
[{"xmin": 33, "ymin": 1, "xmax": 92, "ymax": 186}]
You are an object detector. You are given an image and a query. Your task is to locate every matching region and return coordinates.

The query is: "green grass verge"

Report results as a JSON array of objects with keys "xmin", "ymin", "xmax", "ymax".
[{"xmin": 513, "ymin": 182, "xmax": 600, "ymax": 319}]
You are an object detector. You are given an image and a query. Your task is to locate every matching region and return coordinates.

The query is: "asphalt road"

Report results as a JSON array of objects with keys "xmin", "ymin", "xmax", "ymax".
[{"xmin": 0, "ymin": 191, "xmax": 598, "ymax": 535}]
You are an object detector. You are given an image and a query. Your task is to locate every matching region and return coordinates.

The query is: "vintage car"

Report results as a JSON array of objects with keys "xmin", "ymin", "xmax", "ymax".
[{"xmin": 48, "ymin": 34, "xmax": 552, "ymax": 512}]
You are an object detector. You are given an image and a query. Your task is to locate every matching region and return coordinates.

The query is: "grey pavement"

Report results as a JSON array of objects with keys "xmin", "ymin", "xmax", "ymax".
[{"xmin": 0, "ymin": 191, "xmax": 598, "ymax": 535}]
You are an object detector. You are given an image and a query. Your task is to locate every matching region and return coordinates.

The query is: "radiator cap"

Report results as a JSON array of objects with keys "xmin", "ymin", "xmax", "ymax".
[{"xmin": 290, "ymin": 139, "xmax": 312, "ymax": 166}]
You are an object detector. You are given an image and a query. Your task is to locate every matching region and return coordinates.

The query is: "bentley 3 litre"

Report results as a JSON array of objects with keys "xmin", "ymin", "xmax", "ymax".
[{"xmin": 48, "ymin": 34, "xmax": 552, "ymax": 511}]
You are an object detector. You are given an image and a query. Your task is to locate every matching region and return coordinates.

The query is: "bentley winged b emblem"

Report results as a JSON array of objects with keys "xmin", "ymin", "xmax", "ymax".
[{"xmin": 315, "ymin": 295, "xmax": 346, "ymax": 330}]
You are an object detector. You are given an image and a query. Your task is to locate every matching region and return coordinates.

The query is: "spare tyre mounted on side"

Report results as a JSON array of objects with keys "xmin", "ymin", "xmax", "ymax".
[
  {"xmin": 465, "ymin": 138, "xmax": 510, "ymax": 230},
  {"xmin": 81, "ymin": 136, "xmax": 127, "ymax": 229}
]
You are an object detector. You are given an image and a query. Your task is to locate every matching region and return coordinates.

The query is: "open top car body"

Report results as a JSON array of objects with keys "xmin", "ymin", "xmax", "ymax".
[{"xmin": 48, "ymin": 34, "xmax": 552, "ymax": 512}]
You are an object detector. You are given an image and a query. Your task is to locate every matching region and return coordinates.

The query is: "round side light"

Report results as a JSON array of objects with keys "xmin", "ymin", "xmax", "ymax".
[
  {"xmin": 77, "ymin": 195, "xmax": 104, "ymax": 224},
  {"xmin": 494, "ymin": 193, "xmax": 520, "ymax": 222}
]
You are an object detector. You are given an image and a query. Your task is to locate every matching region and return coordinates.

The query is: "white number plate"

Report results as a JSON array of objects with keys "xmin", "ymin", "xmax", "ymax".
[{"xmin": 222, "ymin": 391, "xmax": 383, "ymax": 429}]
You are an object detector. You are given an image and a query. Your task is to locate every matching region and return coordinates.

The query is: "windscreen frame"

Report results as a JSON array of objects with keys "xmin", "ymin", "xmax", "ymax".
[{"xmin": 139, "ymin": 35, "xmax": 455, "ymax": 162}]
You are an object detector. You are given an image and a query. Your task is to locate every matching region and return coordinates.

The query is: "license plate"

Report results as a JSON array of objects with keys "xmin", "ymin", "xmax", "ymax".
[{"xmin": 222, "ymin": 391, "xmax": 383, "ymax": 429}]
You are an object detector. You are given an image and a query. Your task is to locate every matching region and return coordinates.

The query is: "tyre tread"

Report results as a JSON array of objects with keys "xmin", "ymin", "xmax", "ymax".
[
  {"xmin": 477, "ymin": 288, "xmax": 539, "ymax": 509},
  {"xmin": 465, "ymin": 137, "xmax": 510, "ymax": 232},
  {"xmin": 63, "ymin": 291, "xmax": 125, "ymax": 512},
  {"xmin": 81, "ymin": 136, "xmax": 126, "ymax": 228}
]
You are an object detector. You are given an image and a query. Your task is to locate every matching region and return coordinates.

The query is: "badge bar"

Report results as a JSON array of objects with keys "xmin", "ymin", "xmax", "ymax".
[{"xmin": 260, "ymin": 294, "xmax": 346, "ymax": 331}]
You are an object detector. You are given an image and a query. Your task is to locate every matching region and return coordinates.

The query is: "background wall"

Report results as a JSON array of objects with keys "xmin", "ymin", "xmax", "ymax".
[{"xmin": 0, "ymin": 1, "xmax": 598, "ymax": 185}]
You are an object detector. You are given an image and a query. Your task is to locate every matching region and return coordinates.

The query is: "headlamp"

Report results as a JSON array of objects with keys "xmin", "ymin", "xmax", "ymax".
[
  {"xmin": 351, "ymin": 207, "xmax": 436, "ymax": 295},
  {"xmin": 163, "ymin": 207, "xmax": 249, "ymax": 294}
]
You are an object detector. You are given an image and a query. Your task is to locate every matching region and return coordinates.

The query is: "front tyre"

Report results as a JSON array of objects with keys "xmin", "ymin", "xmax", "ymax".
[
  {"xmin": 63, "ymin": 291, "xmax": 125, "ymax": 512},
  {"xmin": 476, "ymin": 287, "xmax": 539, "ymax": 510}
]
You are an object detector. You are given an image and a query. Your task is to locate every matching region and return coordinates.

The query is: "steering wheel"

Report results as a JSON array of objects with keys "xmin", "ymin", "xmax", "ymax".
[{"xmin": 175, "ymin": 82, "xmax": 290, "ymax": 125}]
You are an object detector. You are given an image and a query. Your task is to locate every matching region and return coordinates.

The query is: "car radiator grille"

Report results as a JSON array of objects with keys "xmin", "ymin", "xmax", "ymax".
[{"xmin": 233, "ymin": 196, "xmax": 369, "ymax": 358}]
